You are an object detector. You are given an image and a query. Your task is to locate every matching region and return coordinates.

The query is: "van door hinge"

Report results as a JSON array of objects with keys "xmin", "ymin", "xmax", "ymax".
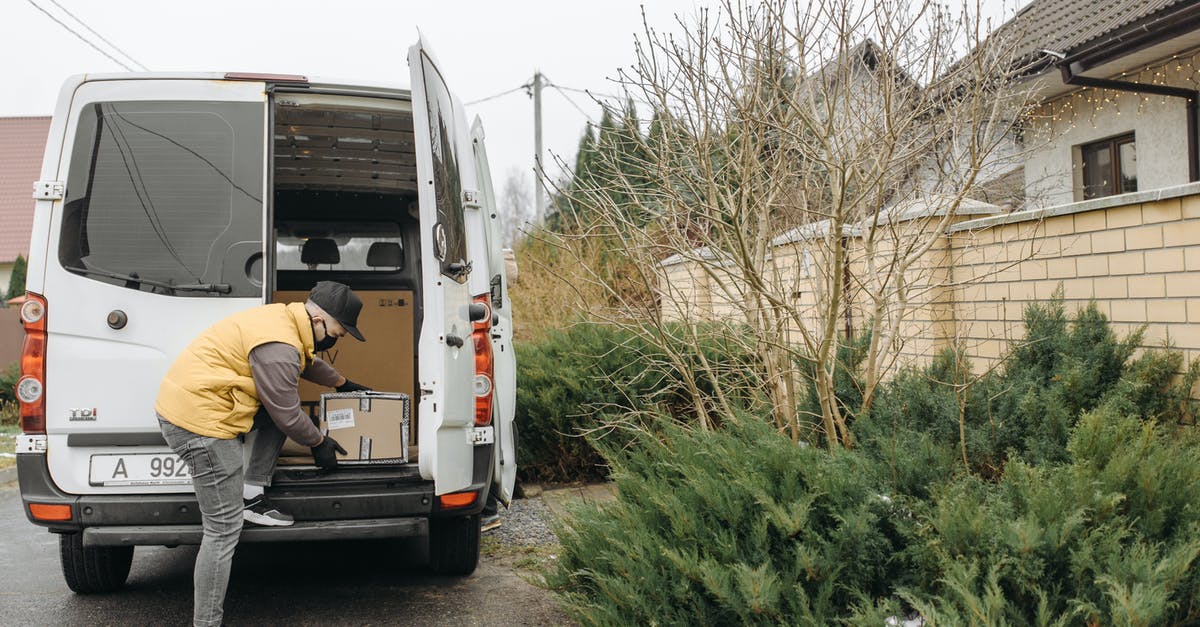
[
  {"xmin": 462, "ymin": 189, "xmax": 481, "ymax": 210},
  {"xmin": 33, "ymin": 180, "xmax": 65, "ymax": 200}
]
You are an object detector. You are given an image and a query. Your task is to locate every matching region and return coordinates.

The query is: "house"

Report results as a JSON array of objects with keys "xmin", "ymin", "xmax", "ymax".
[
  {"xmin": 1003, "ymin": 0, "xmax": 1200, "ymax": 207},
  {"xmin": 0, "ymin": 116, "xmax": 51, "ymax": 296},
  {"xmin": 658, "ymin": 0, "xmax": 1200, "ymax": 373}
]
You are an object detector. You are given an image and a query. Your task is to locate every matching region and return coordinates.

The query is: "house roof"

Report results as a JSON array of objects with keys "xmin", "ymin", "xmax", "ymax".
[
  {"xmin": 1005, "ymin": 0, "xmax": 1200, "ymax": 80},
  {"xmin": 1011, "ymin": 0, "xmax": 1183, "ymax": 59},
  {"xmin": 0, "ymin": 116, "xmax": 51, "ymax": 263}
]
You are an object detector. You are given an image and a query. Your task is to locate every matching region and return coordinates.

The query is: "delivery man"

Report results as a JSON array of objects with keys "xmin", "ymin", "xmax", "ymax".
[{"xmin": 155, "ymin": 281, "xmax": 369, "ymax": 627}]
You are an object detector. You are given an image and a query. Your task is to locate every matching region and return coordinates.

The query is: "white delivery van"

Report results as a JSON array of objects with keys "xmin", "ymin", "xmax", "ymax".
[{"xmin": 13, "ymin": 39, "xmax": 517, "ymax": 592}]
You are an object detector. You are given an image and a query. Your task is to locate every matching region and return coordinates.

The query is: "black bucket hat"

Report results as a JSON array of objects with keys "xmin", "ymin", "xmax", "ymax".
[{"xmin": 308, "ymin": 281, "xmax": 365, "ymax": 341}]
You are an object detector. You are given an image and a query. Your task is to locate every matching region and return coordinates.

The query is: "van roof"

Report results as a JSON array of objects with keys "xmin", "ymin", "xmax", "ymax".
[{"xmin": 71, "ymin": 72, "xmax": 413, "ymax": 96}]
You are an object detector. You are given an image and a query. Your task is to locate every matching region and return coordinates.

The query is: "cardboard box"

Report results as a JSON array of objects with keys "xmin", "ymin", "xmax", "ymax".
[
  {"xmin": 273, "ymin": 290, "xmax": 417, "ymax": 457},
  {"xmin": 320, "ymin": 391, "xmax": 410, "ymax": 464}
]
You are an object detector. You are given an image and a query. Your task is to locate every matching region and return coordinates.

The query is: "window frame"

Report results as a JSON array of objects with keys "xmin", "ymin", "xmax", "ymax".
[
  {"xmin": 1080, "ymin": 132, "xmax": 1137, "ymax": 200},
  {"xmin": 57, "ymin": 99, "xmax": 266, "ymax": 297}
]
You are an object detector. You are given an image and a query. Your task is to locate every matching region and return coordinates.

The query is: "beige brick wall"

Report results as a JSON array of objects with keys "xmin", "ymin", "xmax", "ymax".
[
  {"xmin": 946, "ymin": 194, "xmax": 1200, "ymax": 369},
  {"xmin": 659, "ymin": 189, "xmax": 1200, "ymax": 376}
]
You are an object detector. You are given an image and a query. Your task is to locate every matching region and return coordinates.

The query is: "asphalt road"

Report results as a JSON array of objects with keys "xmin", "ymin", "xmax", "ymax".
[{"xmin": 0, "ymin": 479, "xmax": 569, "ymax": 626}]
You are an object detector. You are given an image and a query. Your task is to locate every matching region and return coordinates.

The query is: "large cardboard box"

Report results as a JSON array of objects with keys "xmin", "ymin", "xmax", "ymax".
[
  {"xmin": 320, "ymin": 391, "xmax": 410, "ymax": 463},
  {"xmin": 273, "ymin": 290, "xmax": 417, "ymax": 457}
]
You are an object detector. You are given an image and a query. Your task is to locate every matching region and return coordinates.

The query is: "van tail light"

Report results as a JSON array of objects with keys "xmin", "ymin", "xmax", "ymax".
[
  {"xmin": 438, "ymin": 491, "xmax": 478, "ymax": 510},
  {"xmin": 471, "ymin": 294, "xmax": 494, "ymax": 427},
  {"xmin": 18, "ymin": 293, "xmax": 47, "ymax": 435},
  {"xmin": 28, "ymin": 503, "xmax": 72, "ymax": 522}
]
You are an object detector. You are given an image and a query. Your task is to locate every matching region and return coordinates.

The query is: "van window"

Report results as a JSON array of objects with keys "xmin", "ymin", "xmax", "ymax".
[
  {"xmin": 420, "ymin": 55, "xmax": 468, "ymax": 281},
  {"xmin": 59, "ymin": 101, "xmax": 264, "ymax": 297}
]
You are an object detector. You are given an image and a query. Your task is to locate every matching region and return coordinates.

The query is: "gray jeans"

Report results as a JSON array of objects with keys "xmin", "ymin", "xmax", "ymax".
[{"xmin": 158, "ymin": 409, "xmax": 292, "ymax": 627}]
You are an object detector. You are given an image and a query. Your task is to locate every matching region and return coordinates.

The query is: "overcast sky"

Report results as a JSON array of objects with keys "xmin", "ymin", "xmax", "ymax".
[
  {"xmin": 0, "ymin": 0, "xmax": 708, "ymax": 205},
  {"xmin": 1, "ymin": 1, "xmax": 1023, "ymax": 211}
]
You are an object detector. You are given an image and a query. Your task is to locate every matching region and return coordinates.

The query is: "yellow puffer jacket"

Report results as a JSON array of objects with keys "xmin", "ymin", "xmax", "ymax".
[{"xmin": 155, "ymin": 302, "xmax": 315, "ymax": 439}]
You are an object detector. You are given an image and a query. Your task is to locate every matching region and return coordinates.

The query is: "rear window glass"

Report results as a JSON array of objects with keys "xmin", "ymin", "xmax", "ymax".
[
  {"xmin": 59, "ymin": 101, "xmax": 264, "ymax": 297},
  {"xmin": 420, "ymin": 53, "xmax": 468, "ymax": 282},
  {"xmin": 275, "ymin": 234, "xmax": 406, "ymax": 272}
]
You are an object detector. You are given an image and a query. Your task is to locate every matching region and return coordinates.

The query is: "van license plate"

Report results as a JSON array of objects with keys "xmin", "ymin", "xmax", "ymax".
[{"xmin": 89, "ymin": 453, "xmax": 192, "ymax": 487}]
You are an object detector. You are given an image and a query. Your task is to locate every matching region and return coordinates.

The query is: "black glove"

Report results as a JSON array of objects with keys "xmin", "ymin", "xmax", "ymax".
[
  {"xmin": 311, "ymin": 436, "xmax": 348, "ymax": 469},
  {"xmin": 336, "ymin": 378, "xmax": 371, "ymax": 393}
]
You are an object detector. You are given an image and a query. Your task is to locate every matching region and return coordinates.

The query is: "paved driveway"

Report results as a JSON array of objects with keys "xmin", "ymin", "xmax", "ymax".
[{"xmin": 0, "ymin": 479, "xmax": 570, "ymax": 625}]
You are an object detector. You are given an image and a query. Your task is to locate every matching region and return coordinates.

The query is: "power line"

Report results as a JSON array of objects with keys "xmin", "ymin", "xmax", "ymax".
[
  {"xmin": 548, "ymin": 84, "xmax": 595, "ymax": 123},
  {"xmin": 465, "ymin": 84, "xmax": 529, "ymax": 106},
  {"xmin": 543, "ymin": 81, "xmax": 623, "ymax": 102},
  {"xmin": 26, "ymin": 0, "xmax": 135, "ymax": 71},
  {"xmin": 46, "ymin": 0, "xmax": 149, "ymax": 70}
]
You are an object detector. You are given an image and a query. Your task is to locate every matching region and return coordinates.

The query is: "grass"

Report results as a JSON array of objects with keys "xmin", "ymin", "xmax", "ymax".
[
  {"xmin": 1, "ymin": 400, "xmax": 18, "ymax": 470},
  {"xmin": 0, "ymin": 423, "xmax": 18, "ymax": 470},
  {"xmin": 481, "ymin": 536, "xmax": 562, "ymax": 576}
]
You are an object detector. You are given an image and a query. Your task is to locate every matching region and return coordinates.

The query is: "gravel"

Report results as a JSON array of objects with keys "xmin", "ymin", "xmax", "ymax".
[{"xmin": 488, "ymin": 497, "xmax": 560, "ymax": 547}]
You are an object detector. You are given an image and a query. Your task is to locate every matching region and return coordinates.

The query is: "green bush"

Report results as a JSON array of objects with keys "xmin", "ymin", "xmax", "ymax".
[
  {"xmin": 904, "ymin": 409, "xmax": 1200, "ymax": 624},
  {"xmin": 0, "ymin": 362, "xmax": 18, "ymax": 405},
  {"xmin": 546, "ymin": 417, "xmax": 911, "ymax": 624},
  {"xmin": 515, "ymin": 321, "xmax": 761, "ymax": 483},
  {"xmin": 548, "ymin": 299, "xmax": 1200, "ymax": 623},
  {"xmin": 858, "ymin": 300, "xmax": 1193, "ymax": 484}
]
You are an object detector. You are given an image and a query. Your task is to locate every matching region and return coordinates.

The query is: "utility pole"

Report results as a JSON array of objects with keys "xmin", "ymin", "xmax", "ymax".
[{"xmin": 532, "ymin": 70, "xmax": 545, "ymax": 222}]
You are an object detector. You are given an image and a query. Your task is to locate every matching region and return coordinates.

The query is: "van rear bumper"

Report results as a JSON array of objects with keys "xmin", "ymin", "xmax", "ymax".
[
  {"xmin": 82, "ymin": 517, "xmax": 428, "ymax": 547},
  {"xmin": 17, "ymin": 453, "xmax": 440, "ymax": 540}
]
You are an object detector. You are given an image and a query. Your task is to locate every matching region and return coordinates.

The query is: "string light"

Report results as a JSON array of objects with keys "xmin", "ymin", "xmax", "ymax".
[{"xmin": 1033, "ymin": 48, "xmax": 1200, "ymax": 137}]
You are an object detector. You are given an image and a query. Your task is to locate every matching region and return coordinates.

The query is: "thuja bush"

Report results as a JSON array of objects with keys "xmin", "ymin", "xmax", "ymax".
[
  {"xmin": 857, "ymin": 299, "xmax": 1195, "ymax": 486},
  {"xmin": 904, "ymin": 409, "xmax": 1200, "ymax": 624},
  {"xmin": 545, "ymin": 417, "xmax": 911, "ymax": 625},
  {"xmin": 515, "ymin": 321, "xmax": 761, "ymax": 483},
  {"xmin": 548, "ymin": 299, "xmax": 1200, "ymax": 623}
]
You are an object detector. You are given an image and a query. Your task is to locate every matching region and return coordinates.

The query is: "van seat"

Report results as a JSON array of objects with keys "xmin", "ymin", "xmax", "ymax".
[
  {"xmin": 301, "ymin": 238, "xmax": 340, "ymax": 266},
  {"xmin": 366, "ymin": 242, "xmax": 403, "ymax": 269}
]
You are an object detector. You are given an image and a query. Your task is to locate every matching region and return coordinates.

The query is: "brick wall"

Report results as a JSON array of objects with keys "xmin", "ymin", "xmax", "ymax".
[
  {"xmin": 0, "ymin": 307, "xmax": 21, "ymax": 368},
  {"xmin": 946, "ymin": 185, "xmax": 1200, "ymax": 368},
  {"xmin": 658, "ymin": 183, "xmax": 1200, "ymax": 375}
]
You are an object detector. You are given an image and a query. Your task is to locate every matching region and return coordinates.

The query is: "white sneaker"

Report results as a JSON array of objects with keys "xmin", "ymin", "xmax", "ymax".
[{"xmin": 242, "ymin": 495, "xmax": 295, "ymax": 527}]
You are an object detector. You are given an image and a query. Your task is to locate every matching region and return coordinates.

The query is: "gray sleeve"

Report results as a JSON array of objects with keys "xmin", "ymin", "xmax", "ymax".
[
  {"xmin": 248, "ymin": 343, "xmax": 324, "ymax": 447},
  {"xmin": 301, "ymin": 357, "xmax": 342, "ymax": 388}
]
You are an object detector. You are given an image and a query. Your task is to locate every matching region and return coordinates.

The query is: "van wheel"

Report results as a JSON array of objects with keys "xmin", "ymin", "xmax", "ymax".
[
  {"xmin": 59, "ymin": 532, "xmax": 133, "ymax": 593},
  {"xmin": 429, "ymin": 514, "xmax": 480, "ymax": 576}
]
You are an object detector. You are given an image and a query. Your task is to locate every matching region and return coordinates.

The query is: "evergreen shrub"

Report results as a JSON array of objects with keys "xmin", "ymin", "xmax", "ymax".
[
  {"xmin": 0, "ymin": 362, "xmax": 18, "ymax": 405},
  {"xmin": 515, "ymin": 321, "xmax": 760, "ymax": 483},
  {"xmin": 549, "ymin": 299, "xmax": 1200, "ymax": 623},
  {"xmin": 905, "ymin": 409, "xmax": 1200, "ymax": 624},
  {"xmin": 546, "ymin": 417, "xmax": 910, "ymax": 625}
]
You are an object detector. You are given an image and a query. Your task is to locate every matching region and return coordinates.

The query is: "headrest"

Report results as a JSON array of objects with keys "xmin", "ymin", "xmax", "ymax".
[
  {"xmin": 301, "ymin": 238, "xmax": 340, "ymax": 265},
  {"xmin": 366, "ymin": 242, "xmax": 403, "ymax": 268}
]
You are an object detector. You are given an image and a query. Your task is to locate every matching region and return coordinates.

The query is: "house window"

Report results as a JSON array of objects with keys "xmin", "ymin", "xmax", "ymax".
[{"xmin": 1081, "ymin": 133, "xmax": 1136, "ymax": 200}]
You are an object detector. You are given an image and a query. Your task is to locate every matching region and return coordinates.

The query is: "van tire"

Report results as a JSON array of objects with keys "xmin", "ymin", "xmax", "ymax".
[
  {"xmin": 60, "ymin": 533, "xmax": 133, "ymax": 593},
  {"xmin": 429, "ymin": 514, "xmax": 480, "ymax": 576}
]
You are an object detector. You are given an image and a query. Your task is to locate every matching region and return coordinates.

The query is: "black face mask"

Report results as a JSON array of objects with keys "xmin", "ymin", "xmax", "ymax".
[{"xmin": 313, "ymin": 320, "xmax": 338, "ymax": 352}]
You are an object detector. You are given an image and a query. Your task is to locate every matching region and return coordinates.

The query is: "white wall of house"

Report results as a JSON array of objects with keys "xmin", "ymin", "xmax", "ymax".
[
  {"xmin": 1025, "ymin": 56, "xmax": 1194, "ymax": 208},
  {"xmin": 0, "ymin": 262, "xmax": 11, "ymax": 298}
]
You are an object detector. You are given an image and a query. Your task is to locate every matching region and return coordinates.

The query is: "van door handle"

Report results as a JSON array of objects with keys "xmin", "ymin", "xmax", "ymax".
[{"xmin": 445, "ymin": 333, "xmax": 464, "ymax": 348}]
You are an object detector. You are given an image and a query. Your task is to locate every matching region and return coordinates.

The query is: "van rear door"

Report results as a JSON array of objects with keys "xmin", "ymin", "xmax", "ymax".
[
  {"xmin": 409, "ymin": 40, "xmax": 476, "ymax": 495},
  {"xmin": 40, "ymin": 78, "xmax": 267, "ymax": 495},
  {"xmin": 469, "ymin": 119, "xmax": 517, "ymax": 505}
]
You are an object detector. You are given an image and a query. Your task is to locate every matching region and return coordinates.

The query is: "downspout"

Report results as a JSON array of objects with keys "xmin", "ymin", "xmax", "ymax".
[{"xmin": 1053, "ymin": 55, "xmax": 1199, "ymax": 182}]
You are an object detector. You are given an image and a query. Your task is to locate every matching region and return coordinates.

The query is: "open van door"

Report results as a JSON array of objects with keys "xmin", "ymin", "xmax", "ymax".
[
  {"xmin": 409, "ymin": 39, "xmax": 475, "ymax": 495},
  {"xmin": 37, "ymin": 78, "xmax": 267, "ymax": 496},
  {"xmin": 470, "ymin": 119, "xmax": 517, "ymax": 506}
]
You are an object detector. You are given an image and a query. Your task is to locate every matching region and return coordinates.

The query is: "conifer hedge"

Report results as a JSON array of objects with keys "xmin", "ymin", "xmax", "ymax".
[
  {"xmin": 515, "ymin": 322, "xmax": 761, "ymax": 483},
  {"xmin": 546, "ymin": 301, "xmax": 1200, "ymax": 624}
]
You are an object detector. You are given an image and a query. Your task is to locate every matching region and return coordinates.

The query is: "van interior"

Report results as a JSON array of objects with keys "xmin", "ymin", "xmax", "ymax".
[{"xmin": 268, "ymin": 94, "xmax": 423, "ymax": 464}]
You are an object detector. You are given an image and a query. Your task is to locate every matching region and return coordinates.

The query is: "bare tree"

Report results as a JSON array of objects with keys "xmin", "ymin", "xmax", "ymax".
[
  {"xmin": 497, "ymin": 166, "xmax": 534, "ymax": 247},
  {"xmin": 548, "ymin": 0, "xmax": 1041, "ymax": 448}
]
